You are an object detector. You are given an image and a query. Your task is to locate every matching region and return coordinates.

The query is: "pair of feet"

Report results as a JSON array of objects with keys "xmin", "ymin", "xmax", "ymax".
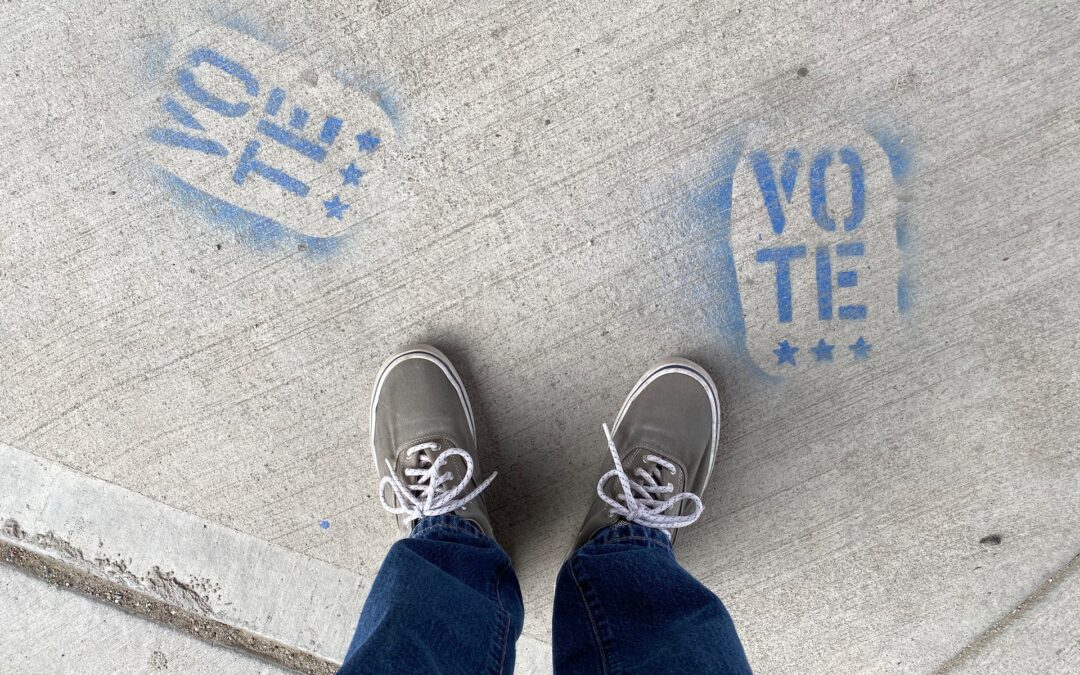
[{"xmin": 371, "ymin": 345, "xmax": 720, "ymax": 549}]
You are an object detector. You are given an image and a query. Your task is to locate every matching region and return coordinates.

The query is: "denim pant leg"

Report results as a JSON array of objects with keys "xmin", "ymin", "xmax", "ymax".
[
  {"xmin": 552, "ymin": 523, "xmax": 752, "ymax": 675},
  {"xmin": 338, "ymin": 514, "xmax": 524, "ymax": 675}
]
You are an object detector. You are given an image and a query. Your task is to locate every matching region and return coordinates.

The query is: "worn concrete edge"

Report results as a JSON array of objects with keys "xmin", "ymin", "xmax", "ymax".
[
  {"xmin": 0, "ymin": 441, "xmax": 366, "ymax": 659},
  {"xmin": 0, "ymin": 537, "xmax": 330, "ymax": 674},
  {"xmin": 0, "ymin": 521, "xmax": 556, "ymax": 675},
  {"xmin": 0, "ymin": 440, "xmax": 354, "ymax": 671},
  {"xmin": 0, "ymin": 442, "xmax": 555, "ymax": 674},
  {"xmin": 934, "ymin": 550, "xmax": 1080, "ymax": 673}
]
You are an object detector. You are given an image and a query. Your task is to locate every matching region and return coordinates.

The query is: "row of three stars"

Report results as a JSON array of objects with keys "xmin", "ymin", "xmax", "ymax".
[
  {"xmin": 773, "ymin": 337, "xmax": 872, "ymax": 365},
  {"xmin": 323, "ymin": 163, "xmax": 367, "ymax": 219}
]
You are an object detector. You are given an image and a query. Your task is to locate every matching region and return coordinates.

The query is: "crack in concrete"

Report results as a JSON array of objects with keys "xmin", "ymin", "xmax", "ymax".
[{"xmin": 934, "ymin": 550, "xmax": 1080, "ymax": 673}]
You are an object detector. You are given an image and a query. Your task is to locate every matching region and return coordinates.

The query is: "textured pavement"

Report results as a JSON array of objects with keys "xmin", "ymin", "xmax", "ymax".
[{"xmin": 1, "ymin": 0, "xmax": 1078, "ymax": 672}]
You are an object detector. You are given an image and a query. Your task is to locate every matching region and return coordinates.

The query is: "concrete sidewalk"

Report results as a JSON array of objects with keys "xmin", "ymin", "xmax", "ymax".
[
  {"xmin": 0, "ymin": 563, "xmax": 290, "ymax": 675},
  {"xmin": 1, "ymin": 0, "xmax": 1078, "ymax": 672}
]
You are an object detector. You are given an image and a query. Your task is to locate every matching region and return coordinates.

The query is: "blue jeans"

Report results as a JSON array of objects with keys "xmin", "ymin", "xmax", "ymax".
[{"xmin": 339, "ymin": 515, "xmax": 751, "ymax": 674}]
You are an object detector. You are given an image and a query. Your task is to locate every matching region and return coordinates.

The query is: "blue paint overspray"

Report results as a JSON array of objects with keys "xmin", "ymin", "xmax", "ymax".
[
  {"xmin": 138, "ymin": 37, "xmax": 174, "ymax": 84},
  {"xmin": 683, "ymin": 136, "xmax": 776, "ymax": 381},
  {"xmin": 153, "ymin": 165, "xmax": 347, "ymax": 257},
  {"xmin": 209, "ymin": 3, "xmax": 290, "ymax": 52},
  {"xmin": 334, "ymin": 69, "xmax": 406, "ymax": 138},
  {"xmin": 683, "ymin": 124, "xmax": 915, "ymax": 380},
  {"xmin": 143, "ymin": 9, "xmax": 405, "ymax": 258},
  {"xmin": 871, "ymin": 126, "xmax": 917, "ymax": 317}
]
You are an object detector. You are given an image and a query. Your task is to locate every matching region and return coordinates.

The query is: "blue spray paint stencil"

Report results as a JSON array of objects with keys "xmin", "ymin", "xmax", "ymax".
[
  {"xmin": 143, "ymin": 19, "xmax": 404, "ymax": 257},
  {"xmin": 690, "ymin": 128, "xmax": 915, "ymax": 379}
]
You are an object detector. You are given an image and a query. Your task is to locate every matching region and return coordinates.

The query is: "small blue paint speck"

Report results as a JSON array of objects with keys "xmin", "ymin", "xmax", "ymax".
[{"xmin": 319, "ymin": 520, "xmax": 330, "ymax": 530}]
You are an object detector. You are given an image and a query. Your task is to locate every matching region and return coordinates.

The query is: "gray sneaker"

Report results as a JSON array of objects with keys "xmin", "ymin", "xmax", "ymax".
[
  {"xmin": 370, "ymin": 345, "xmax": 496, "ymax": 538},
  {"xmin": 571, "ymin": 358, "xmax": 720, "ymax": 551}
]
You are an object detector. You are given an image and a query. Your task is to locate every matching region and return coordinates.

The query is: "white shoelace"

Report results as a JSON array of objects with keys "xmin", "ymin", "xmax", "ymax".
[
  {"xmin": 597, "ymin": 423, "xmax": 704, "ymax": 531},
  {"xmin": 379, "ymin": 442, "xmax": 496, "ymax": 526}
]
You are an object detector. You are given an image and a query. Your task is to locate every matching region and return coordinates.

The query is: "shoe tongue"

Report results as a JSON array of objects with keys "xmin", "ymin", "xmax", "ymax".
[
  {"xmin": 398, "ymin": 437, "xmax": 448, "ymax": 464},
  {"xmin": 622, "ymin": 448, "xmax": 687, "ymax": 514},
  {"xmin": 399, "ymin": 438, "xmax": 470, "ymax": 488},
  {"xmin": 627, "ymin": 448, "xmax": 673, "ymax": 477}
]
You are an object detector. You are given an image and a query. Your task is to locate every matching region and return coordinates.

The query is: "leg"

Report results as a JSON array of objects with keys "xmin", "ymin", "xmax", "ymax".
[
  {"xmin": 340, "ymin": 345, "xmax": 522, "ymax": 675},
  {"xmin": 341, "ymin": 514, "xmax": 523, "ymax": 675},
  {"xmin": 553, "ymin": 523, "xmax": 749, "ymax": 674},
  {"xmin": 553, "ymin": 359, "xmax": 752, "ymax": 674}
]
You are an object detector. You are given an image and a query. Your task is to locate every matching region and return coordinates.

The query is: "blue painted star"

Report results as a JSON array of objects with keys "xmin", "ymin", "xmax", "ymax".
[
  {"xmin": 811, "ymin": 338, "xmax": 835, "ymax": 362},
  {"xmin": 323, "ymin": 195, "xmax": 350, "ymax": 220},
  {"xmin": 355, "ymin": 130, "xmax": 381, "ymax": 153},
  {"xmin": 773, "ymin": 339, "xmax": 799, "ymax": 366},
  {"xmin": 849, "ymin": 336, "xmax": 872, "ymax": 360},
  {"xmin": 340, "ymin": 163, "xmax": 364, "ymax": 186}
]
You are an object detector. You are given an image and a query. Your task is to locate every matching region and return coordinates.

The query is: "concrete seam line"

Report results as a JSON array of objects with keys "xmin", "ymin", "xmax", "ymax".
[
  {"xmin": 0, "ymin": 441, "xmax": 367, "ymax": 660},
  {"xmin": 933, "ymin": 550, "xmax": 1080, "ymax": 674},
  {"xmin": 0, "ymin": 538, "xmax": 338, "ymax": 675}
]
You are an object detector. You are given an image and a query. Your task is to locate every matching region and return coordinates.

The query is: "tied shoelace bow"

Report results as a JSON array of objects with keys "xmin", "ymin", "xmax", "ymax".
[
  {"xmin": 597, "ymin": 423, "xmax": 704, "ymax": 530},
  {"xmin": 379, "ymin": 442, "xmax": 496, "ymax": 525}
]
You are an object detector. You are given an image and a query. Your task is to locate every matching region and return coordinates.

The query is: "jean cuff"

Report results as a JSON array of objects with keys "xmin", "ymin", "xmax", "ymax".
[
  {"xmin": 410, "ymin": 513, "xmax": 488, "ymax": 540},
  {"xmin": 584, "ymin": 521, "xmax": 674, "ymax": 552}
]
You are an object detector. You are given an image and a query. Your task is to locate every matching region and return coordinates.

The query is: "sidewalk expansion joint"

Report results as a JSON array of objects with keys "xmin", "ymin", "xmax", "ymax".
[{"xmin": 0, "ymin": 537, "xmax": 338, "ymax": 675}]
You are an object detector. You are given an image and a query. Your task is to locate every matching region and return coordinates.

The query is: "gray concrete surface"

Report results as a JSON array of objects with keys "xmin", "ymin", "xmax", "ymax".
[
  {"xmin": 0, "ymin": 441, "xmax": 361, "ymax": 670},
  {"xmin": 950, "ymin": 554, "xmax": 1080, "ymax": 674},
  {"xmin": 0, "ymin": 441, "xmax": 554, "ymax": 672},
  {"xmin": 1, "ymin": 0, "xmax": 1078, "ymax": 672},
  {"xmin": 0, "ymin": 564, "xmax": 291, "ymax": 675}
]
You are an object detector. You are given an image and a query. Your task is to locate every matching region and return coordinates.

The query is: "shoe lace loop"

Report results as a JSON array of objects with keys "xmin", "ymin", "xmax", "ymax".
[
  {"xmin": 597, "ymin": 423, "xmax": 703, "ymax": 530},
  {"xmin": 379, "ymin": 443, "xmax": 496, "ymax": 525}
]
